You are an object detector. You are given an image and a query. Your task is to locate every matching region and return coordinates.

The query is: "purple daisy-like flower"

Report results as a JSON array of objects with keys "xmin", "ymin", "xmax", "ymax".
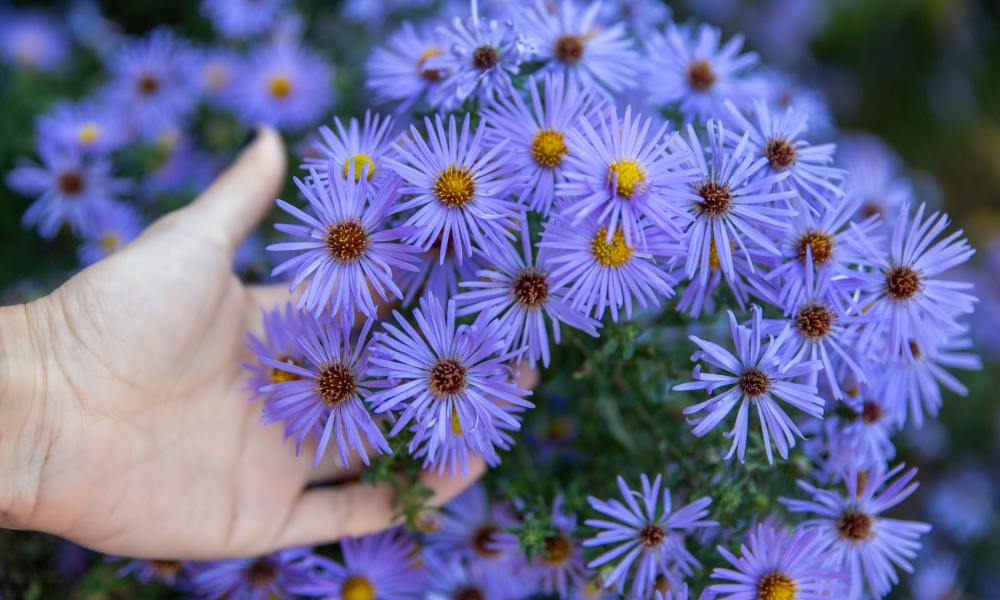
[
  {"xmin": 425, "ymin": 12, "xmax": 530, "ymax": 109},
  {"xmin": 193, "ymin": 547, "xmax": 319, "ymax": 600},
  {"xmin": 482, "ymin": 74, "xmax": 604, "ymax": 214},
  {"xmin": 191, "ymin": 46, "xmax": 241, "ymax": 108},
  {"xmin": 201, "ymin": 0, "xmax": 286, "ymax": 39},
  {"xmin": 259, "ymin": 315, "xmax": 390, "ymax": 468},
  {"xmin": 237, "ymin": 41, "xmax": 334, "ymax": 130},
  {"xmin": 114, "ymin": 558, "xmax": 191, "ymax": 588},
  {"xmin": 780, "ymin": 464, "xmax": 931, "ymax": 599},
  {"xmin": 290, "ymin": 528, "xmax": 423, "ymax": 599},
  {"xmin": 387, "ymin": 113, "xmax": 523, "ymax": 264},
  {"xmin": 303, "ymin": 111, "xmax": 397, "ymax": 189},
  {"xmin": 557, "ymin": 104, "xmax": 695, "ymax": 244},
  {"xmin": 670, "ymin": 242, "xmax": 778, "ymax": 318},
  {"xmin": 520, "ymin": 0, "xmax": 639, "ymax": 93},
  {"xmin": 77, "ymin": 200, "xmax": 143, "ymax": 266},
  {"xmin": 36, "ymin": 99, "xmax": 128, "ymax": 156},
  {"xmin": 847, "ymin": 203, "xmax": 976, "ymax": 360},
  {"xmin": 533, "ymin": 495, "xmax": 589, "ymax": 598},
  {"xmin": 821, "ymin": 393, "xmax": 896, "ymax": 474},
  {"xmin": 644, "ymin": 23, "xmax": 763, "ymax": 121},
  {"xmin": 243, "ymin": 302, "xmax": 306, "ymax": 402},
  {"xmin": 368, "ymin": 294, "xmax": 533, "ymax": 476},
  {"xmin": 422, "ymin": 550, "xmax": 532, "ymax": 600},
  {"xmin": 455, "ymin": 222, "xmax": 600, "ymax": 367},
  {"xmin": 341, "ymin": 0, "xmax": 435, "ymax": 26},
  {"xmin": 366, "ymin": 21, "xmax": 449, "ymax": 113},
  {"xmin": 539, "ymin": 213, "xmax": 676, "ymax": 322},
  {"xmin": 425, "ymin": 483, "xmax": 521, "ymax": 563},
  {"xmin": 268, "ymin": 167, "xmax": 422, "ymax": 321},
  {"xmin": 103, "ymin": 29, "xmax": 197, "ymax": 139},
  {"xmin": 706, "ymin": 521, "xmax": 846, "ymax": 600},
  {"xmin": 397, "ymin": 244, "xmax": 485, "ymax": 305},
  {"xmin": 677, "ymin": 120, "xmax": 796, "ymax": 288},
  {"xmin": 7, "ymin": 146, "xmax": 130, "ymax": 239},
  {"xmin": 673, "ymin": 305, "xmax": 825, "ymax": 463},
  {"xmin": 584, "ymin": 474, "xmax": 716, "ymax": 598},
  {"xmin": 0, "ymin": 8, "xmax": 69, "ymax": 72},
  {"xmin": 925, "ymin": 463, "xmax": 994, "ymax": 543},
  {"xmin": 759, "ymin": 70, "xmax": 834, "ymax": 140},
  {"xmin": 724, "ymin": 99, "xmax": 845, "ymax": 207},
  {"xmin": 838, "ymin": 133, "xmax": 913, "ymax": 224}
]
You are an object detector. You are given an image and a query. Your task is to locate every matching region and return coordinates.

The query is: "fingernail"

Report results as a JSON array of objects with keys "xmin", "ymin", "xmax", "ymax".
[{"xmin": 239, "ymin": 127, "xmax": 259, "ymax": 151}]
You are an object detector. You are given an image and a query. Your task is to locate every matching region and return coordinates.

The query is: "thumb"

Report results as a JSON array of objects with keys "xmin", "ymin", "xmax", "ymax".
[{"xmin": 173, "ymin": 126, "xmax": 287, "ymax": 253}]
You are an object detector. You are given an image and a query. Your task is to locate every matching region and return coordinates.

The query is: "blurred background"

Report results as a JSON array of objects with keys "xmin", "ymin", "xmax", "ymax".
[{"xmin": 1, "ymin": 0, "xmax": 998, "ymax": 597}]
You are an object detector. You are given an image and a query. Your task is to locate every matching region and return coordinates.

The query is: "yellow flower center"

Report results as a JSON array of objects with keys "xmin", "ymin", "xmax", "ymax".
[
  {"xmin": 608, "ymin": 159, "xmax": 646, "ymax": 198},
  {"xmin": 99, "ymin": 233, "xmax": 120, "ymax": 252},
  {"xmin": 341, "ymin": 576, "xmax": 375, "ymax": 600},
  {"xmin": 531, "ymin": 129, "xmax": 568, "ymax": 168},
  {"xmin": 757, "ymin": 572, "xmax": 797, "ymax": 600},
  {"xmin": 205, "ymin": 64, "xmax": 229, "ymax": 91},
  {"xmin": 343, "ymin": 154, "xmax": 376, "ymax": 181},
  {"xmin": 268, "ymin": 74, "xmax": 293, "ymax": 99},
  {"xmin": 417, "ymin": 46, "xmax": 444, "ymax": 81},
  {"xmin": 78, "ymin": 122, "xmax": 100, "ymax": 145},
  {"xmin": 433, "ymin": 166, "xmax": 476, "ymax": 208},
  {"xmin": 591, "ymin": 227, "xmax": 633, "ymax": 267}
]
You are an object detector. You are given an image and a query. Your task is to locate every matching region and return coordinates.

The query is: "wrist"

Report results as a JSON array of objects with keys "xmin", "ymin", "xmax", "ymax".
[{"xmin": 0, "ymin": 300, "xmax": 54, "ymax": 529}]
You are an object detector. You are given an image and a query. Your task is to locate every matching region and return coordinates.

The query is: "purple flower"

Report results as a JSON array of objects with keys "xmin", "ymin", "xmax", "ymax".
[
  {"xmin": 820, "ymin": 394, "xmax": 896, "ymax": 474},
  {"xmin": 673, "ymin": 306, "xmax": 825, "ymax": 463},
  {"xmin": 303, "ymin": 111, "xmax": 397, "ymax": 189},
  {"xmin": 482, "ymin": 74, "xmax": 604, "ymax": 215},
  {"xmin": 141, "ymin": 130, "xmax": 222, "ymax": 198},
  {"xmin": 837, "ymin": 133, "xmax": 913, "ymax": 224},
  {"xmin": 557, "ymin": 104, "xmax": 695, "ymax": 244},
  {"xmin": 35, "ymin": 99, "xmax": 128, "ymax": 156},
  {"xmin": 291, "ymin": 528, "xmax": 424, "ymax": 599},
  {"xmin": 387, "ymin": 113, "xmax": 523, "ymax": 264},
  {"xmin": 201, "ymin": 0, "xmax": 287, "ymax": 39},
  {"xmin": 759, "ymin": 70, "xmax": 834, "ymax": 139},
  {"xmin": 243, "ymin": 302, "xmax": 306, "ymax": 402},
  {"xmin": 77, "ymin": 201, "xmax": 143, "ymax": 265},
  {"xmin": 366, "ymin": 21, "xmax": 448, "ymax": 113},
  {"xmin": 425, "ymin": 483, "xmax": 520, "ymax": 563},
  {"xmin": 368, "ymin": 294, "xmax": 533, "ymax": 476},
  {"xmin": 268, "ymin": 169, "xmax": 422, "ymax": 321},
  {"xmin": 422, "ymin": 550, "xmax": 531, "ymax": 600},
  {"xmin": 847, "ymin": 203, "xmax": 976, "ymax": 360},
  {"xmin": 677, "ymin": 120, "xmax": 796, "ymax": 288},
  {"xmin": 191, "ymin": 46, "xmax": 241, "ymax": 108},
  {"xmin": 455, "ymin": 222, "xmax": 600, "ymax": 367},
  {"xmin": 0, "ymin": 8, "xmax": 69, "ymax": 72},
  {"xmin": 341, "ymin": 0, "xmax": 435, "ymax": 26},
  {"xmin": 103, "ymin": 29, "xmax": 197, "ymax": 139},
  {"xmin": 259, "ymin": 316, "xmax": 390, "ymax": 468},
  {"xmin": 397, "ymin": 244, "xmax": 485, "ymax": 305},
  {"xmin": 584, "ymin": 474, "xmax": 716, "ymax": 598},
  {"xmin": 539, "ymin": 213, "xmax": 676, "ymax": 322},
  {"xmin": 193, "ymin": 547, "xmax": 320, "ymax": 600},
  {"xmin": 114, "ymin": 558, "xmax": 192, "ymax": 587},
  {"xmin": 671, "ymin": 243, "xmax": 777, "ymax": 318},
  {"xmin": 780, "ymin": 464, "xmax": 931, "ymax": 599},
  {"xmin": 533, "ymin": 496, "xmax": 589, "ymax": 598},
  {"xmin": 520, "ymin": 0, "xmax": 639, "ymax": 93},
  {"xmin": 7, "ymin": 147, "xmax": 130, "ymax": 239},
  {"xmin": 426, "ymin": 13, "xmax": 530, "ymax": 109},
  {"xmin": 706, "ymin": 521, "xmax": 846, "ymax": 599},
  {"xmin": 644, "ymin": 23, "xmax": 763, "ymax": 121},
  {"xmin": 237, "ymin": 41, "xmax": 334, "ymax": 130},
  {"xmin": 925, "ymin": 463, "xmax": 994, "ymax": 542}
]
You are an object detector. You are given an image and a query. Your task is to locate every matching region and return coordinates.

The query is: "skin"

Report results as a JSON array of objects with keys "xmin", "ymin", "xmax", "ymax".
[{"xmin": 0, "ymin": 128, "xmax": 494, "ymax": 560}]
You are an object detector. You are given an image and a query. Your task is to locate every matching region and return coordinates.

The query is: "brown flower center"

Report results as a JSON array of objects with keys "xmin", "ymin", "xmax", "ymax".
[
  {"xmin": 149, "ymin": 560, "xmax": 182, "ymax": 577},
  {"xmin": 453, "ymin": 587, "xmax": 485, "ymax": 600},
  {"xmin": 471, "ymin": 525, "xmax": 500, "ymax": 557},
  {"xmin": 137, "ymin": 73, "xmax": 160, "ymax": 96},
  {"xmin": 541, "ymin": 534, "xmax": 572, "ymax": 565},
  {"xmin": 795, "ymin": 230, "xmax": 835, "ymax": 265},
  {"xmin": 554, "ymin": 35, "xmax": 584, "ymax": 63},
  {"xmin": 908, "ymin": 339, "xmax": 921, "ymax": 359},
  {"xmin": 325, "ymin": 220, "xmax": 370, "ymax": 263},
  {"xmin": 512, "ymin": 270, "xmax": 549, "ymax": 309},
  {"xmin": 417, "ymin": 46, "xmax": 444, "ymax": 81},
  {"xmin": 472, "ymin": 45, "xmax": 499, "ymax": 70},
  {"xmin": 861, "ymin": 201, "xmax": 882, "ymax": 219},
  {"xmin": 765, "ymin": 137, "xmax": 797, "ymax": 171},
  {"xmin": 687, "ymin": 59, "xmax": 716, "ymax": 92},
  {"xmin": 795, "ymin": 303, "xmax": 834, "ymax": 339},
  {"xmin": 695, "ymin": 181, "xmax": 731, "ymax": 217},
  {"xmin": 434, "ymin": 166, "xmax": 476, "ymax": 208},
  {"xmin": 738, "ymin": 368, "xmax": 772, "ymax": 397},
  {"xmin": 639, "ymin": 524, "xmax": 665, "ymax": 548},
  {"xmin": 884, "ymin": 265, "xmax": 922, "ymax": 300},
  {"xmin": 860, "ymin": 401, "xmax": 884, "ymax": 424},
  {"xmin": 757, "ymin": 572, "xmax": 798, "ymax": 600},
  {"xmin": 244, "ymin": 558, "xmax": 276, "ymax": 587},
  {"xmin": 429, "ymin": 359, "xmax": 468, "ymax": 398},
  {"xmin": 315, "ymin": 363, "xmax": 357, "ymax": 406},
  {"xmin": 57, "ymin": 171, "xmax": 84, "ymax": 195},
  {"xmin": 837, "ymin": 510, "xmax": 874, "ymax": 542}
]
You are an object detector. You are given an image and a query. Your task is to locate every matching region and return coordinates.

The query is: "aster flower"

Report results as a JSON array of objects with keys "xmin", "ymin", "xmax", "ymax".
[
  {"xmin": 302, "ymin": 111, "xmax": 397, "ymax": 189},
  {"xmin": 759, "ymin": 70, "xmax": 834, "ymax": 140},
  {"xmin": 822, "ymin": 394, "xmax": 896, "ymax": 474},
  {"xmin": 141, "ymin": 130, "xmax": 222, "ymax": 198},
  {"xmin": 533, "ymin": 496, "xmax": 589, "ymax": 598},
  {"xmin": 455, "ymin": 222, "xmax": 600, "ymax": 367},
  {"xmin": 0, "ymin": 8, "xmax": 69, "ymax": 72},
  {"xmin": 387, "ymin": 113, "xmax": 523, "ymax": 264},
  {"xmin": 243, "ymin": 302, "xmax": 306, "ymax": 402},
  {"xmin": 520, "ymin": 0, "xmax": 638, "ymax": 93},
  {"xmin": 366, "ymin": 21, "xmax": 449, "ymax": 113},
  {"xmin": 7, "ymin": 147, "xmax": 130, "ymax": 239},
  {"xmin": 201, "ymin": 0, "xmax": 286, "ymax": 39},
  {"xmin": 539, "ymin": 213, "xmax": 676, "ymax": 322},
  {"xmin": 925, "ymin": 463, "xmax": 994, "ymax": 542},
  {"xmin": 584, "ymin": 474, "xmax": 716, "ymax": 598},
  {"xmin": 103, "ymin": 29, "xmax": 197, "ymax": 138},
  {"xmin": 268, "ymin": 167, "xmax": 422, "ymax": 321},
  {"xmin": 557, "ymin": 104, "xmax": 696, "ymax": 244},
  {"xmin": 397, "ymin": 244, "xmax": 485, "ymax": 306},
  {"xmin": 838, "ymin": 133, "xmax": 913, "ymax": 224},
  {"xmin": 645, "ymin": 23, "xmax": 762, "ymax": 121},
  {"xmin": 909, "ymin": 552, "xmax": 962, "ymax": 600},
  {"xmin": 237, "ymin": 41, "xmax": 334, "ymax": 130},
  {"xmin": 426, "ymin": 12, "xmax": 530, "ymax": 109},
  {"xmin": 677, "ymin": 120, "xmax": 795, "ymax": 287},
  {"xmin": 368, "ymin": 294, "xmax": 533, "ymax": 476},
  {"xmin": 780, "ymin": 464, "xmax": 931, "ymax": 599},
  {"xmin": 341, "ymin": 0, "xmax": 434, "ymax": 26},
  {"xmin": 259, "ymin": 315, "xmax": 390, "ymax": 468},
  {"xmin": 114, "ymin": 558, "xmax": 191, "ymax": 587},
  {"xmin": 290, "ymin": 528, "xmax": 423, "ymax": 599},
  {"xmin": 847, "ymin": 203, "xmax": 976, "ymax": 360},
  {"xmin": 724, "ymin": 99, "xmax": 845, "ymax": 207},
  {"xmin": 422, "ymin": 550, "xmax": 532, "ymax": 600},
  {"xmin": 426, "ymin": 484, "xmax": 520, "ymax": 563},
  {"xmin": 600, "ymin": 0, "xmax": 672, "ymax": 37},
  {"xmin": 36, "ymin": 99, "xmax": 127, "ymax": 155},
  {"xmin": 193, "ymin": 548, "xmax": 319, "ymax": 600},
  {"xmin": 670, "ymin": 241, "xmax": 778, "ymax": 318},
  {"xmin": 482, "ymin": 73, "xmax": 604, "ymax": 214},
  {"xmin": 77, "ymin": 201, "xmax": 143, "ymax": 265},
  {"xmin": 706, "ymin": 522, "xmax": 846, "ymax": 600},
  {"xmin": 673, "ymin": 305, "xmax": 825, "ymax": 463},
  {"xmin": 191, "ymin": 46, "xmax": 241, "ymax": 108}
]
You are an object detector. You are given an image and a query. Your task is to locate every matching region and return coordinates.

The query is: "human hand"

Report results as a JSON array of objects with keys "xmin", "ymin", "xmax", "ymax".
[{"xmin": 0, "ymin": 127, "xmax": 488, "ymax": 560}]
